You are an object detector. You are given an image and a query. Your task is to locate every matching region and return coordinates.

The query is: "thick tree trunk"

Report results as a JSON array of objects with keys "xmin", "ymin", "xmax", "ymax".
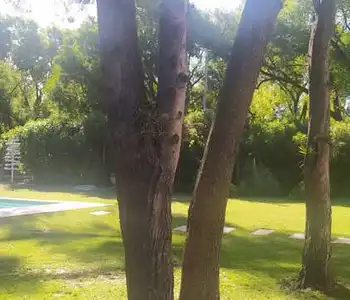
[
  {"xmin": 97, "ymin": 0, "xmax": 187, "ymax": 299},
  {"xmin": 298, "ymin": 0, "xmax": 336, "ymax": 291},
  {"xmin": 150, "ymin": 1, "xmax": 188, "ymax": 298},
  {"xmin": 179, "ymin": 1, "xmax": 282, "ymax": 300},
  {"xmin": 97, "ymin": 2, "xmax": 153, "ymax": 298}
]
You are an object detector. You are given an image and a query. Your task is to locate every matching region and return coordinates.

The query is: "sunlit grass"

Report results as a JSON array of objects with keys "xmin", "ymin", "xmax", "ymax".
[{"xmin": 0, "ymin": 186, "xmax": 349, "ymax": 299}]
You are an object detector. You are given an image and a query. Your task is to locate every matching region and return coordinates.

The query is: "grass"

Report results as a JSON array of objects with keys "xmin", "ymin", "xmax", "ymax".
[{"xmin": 0, "ymin": 186, "xmax": 349, "ymax": 299}]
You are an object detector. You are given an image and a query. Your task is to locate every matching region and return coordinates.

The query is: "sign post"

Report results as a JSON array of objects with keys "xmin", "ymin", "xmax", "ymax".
[{"xmin": 4, "ymin": 139, "xmax": 21, "ymax": 184}]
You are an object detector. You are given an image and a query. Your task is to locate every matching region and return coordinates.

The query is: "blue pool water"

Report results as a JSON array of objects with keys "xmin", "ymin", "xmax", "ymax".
[{"xmin": 0, "ymin": 198, "xmax": 55, "ymax": 208}]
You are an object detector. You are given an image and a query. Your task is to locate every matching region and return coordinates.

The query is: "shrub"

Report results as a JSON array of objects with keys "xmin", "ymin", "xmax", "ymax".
[
  {"xmin": 288, "ymin": 181, "xmax": 305, "ymax": 199},
  {"xmin": 330, "ymin": 121, "xmax": 350, "ymax": 196},
  {"xmin": 245, "ymin": 123, "xmax": 305, "ymax": 194},
  {"xmin": 231, "ymin": 163, "xmax": 282, "ymax": 197},
  {"xmin": 1, "ymin": 113, "xmax": 109, "ymax": 185}
]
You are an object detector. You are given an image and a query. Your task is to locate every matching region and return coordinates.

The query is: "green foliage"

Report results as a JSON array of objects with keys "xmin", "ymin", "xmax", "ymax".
[
  {"xmin": 2, "ymin": 114, "xmax": 107, "ymax": 184},
  {"xmin": 0, "ymin": 16, "xmax": 108, "ymax": 185},
  {"xmin": 246, "ymin": 123, "xmax": 304, "ymax": 194},
  {"xmin": 184, "ymin": 108, "xmax": 213, "ymax": 148},
  {"xmin": 288, "ymin": 181, "xmax": 306, "ymax": 199},
  {"xmin": 178, "ymin": 0, "xmax": 350, "ymax": 195},
  {"xmin": 329, "ymin": 121, "xmax": 350, "ymax": 196},
  {"xmin": 0, "ymin": 60, "xmax": 22, "ymax": 132},
  {"xmin": 3, "ymin": 1, "xmax": 350, "ymax": 196},
  {"xmin": 230, "ymin": 164, "xmax": 282, "ymax": 197}
]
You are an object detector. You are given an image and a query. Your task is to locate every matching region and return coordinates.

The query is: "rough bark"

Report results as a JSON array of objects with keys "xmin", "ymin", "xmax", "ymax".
[
  {"xmin": 96, "ymin": 0, "xmax": 187, "ymax": 299},
  {"xmin": 298, "ymin": 0, "xmax": 336, "ymax": 291},
  {"xmin": 150, "ymin": 0, "xmax": 188, "ymax": 298},
  {"xmin": 179, "ymin": 1, "xmax": 282, "ymax": 300}
]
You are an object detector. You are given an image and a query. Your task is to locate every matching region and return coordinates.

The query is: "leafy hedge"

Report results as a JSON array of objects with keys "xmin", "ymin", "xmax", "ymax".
[
  {"xmin": 3, "ymin": 111, "xmax": 350, "ymax": 196},
  {"xmin": 329, "ymin": 121, "xmax": 350, "ymax": 196},
  {"xmin": 1, "ymin": 112, "xmax": 109, "ymax": 185},
  {"xmin": 244, "ymin": 120, "xmax": 350, "ymax": 197}
]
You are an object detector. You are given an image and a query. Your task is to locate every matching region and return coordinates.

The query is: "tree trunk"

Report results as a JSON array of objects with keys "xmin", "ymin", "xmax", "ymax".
[
  {"xmin": 179, "ymin": 1, "xmax": 282, "ymax": 300},
  {"xmin": 150, "ymin": 0, "xmax": 188, "ymax": 298},
  {"xmin": 97, "ymin": 2, "xmax": 153, "ymax": 298},
  {"xmin": 96, "ymin": 0, "xmax": 187, "ymax": 299},
  {"xmin": 298, "ymin": 0, "xmax": 336, "ymax": 291}
]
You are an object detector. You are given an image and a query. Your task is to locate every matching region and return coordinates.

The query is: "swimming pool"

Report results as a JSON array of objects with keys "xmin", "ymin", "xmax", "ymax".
[
  {"xmin": 0, "ymin": 197, "xmax": 109, "ymax": 218},
  {"xmin": 0, "ymin": 198, "xmax": 56, "ymax": 208}
]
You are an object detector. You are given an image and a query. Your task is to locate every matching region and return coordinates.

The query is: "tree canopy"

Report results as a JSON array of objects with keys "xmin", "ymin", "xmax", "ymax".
[{"xmin": 1, "ymin": 0, "xmax": 350, "ymax": 195}]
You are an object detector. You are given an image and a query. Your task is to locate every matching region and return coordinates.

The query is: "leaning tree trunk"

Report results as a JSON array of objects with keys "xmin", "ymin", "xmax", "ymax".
[
  {"xmin": 96, "ymin": 0, "xmax": 187, "ymax": 299},
  {"xmin": 150, "ymin": 0, "xmax": 188, "ymax": 298},
  {"xmin": 298, "ymin": 0, "xmax": 336, "ymax": 291},
  {"xmin": 179, "ymin": 1, "xmax": 282, "ymax": 300}
]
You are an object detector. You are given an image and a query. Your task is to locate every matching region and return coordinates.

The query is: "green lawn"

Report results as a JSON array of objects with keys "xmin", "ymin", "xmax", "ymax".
[{"xmin": 0, "ymin": 186, "xmax": 349, "ymax": 299}]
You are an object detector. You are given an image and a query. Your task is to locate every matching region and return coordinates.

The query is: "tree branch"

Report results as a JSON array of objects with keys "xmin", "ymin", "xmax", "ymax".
[{"xmin": 260, "ymin": 69, "xmax": 308, "ymax": 94}]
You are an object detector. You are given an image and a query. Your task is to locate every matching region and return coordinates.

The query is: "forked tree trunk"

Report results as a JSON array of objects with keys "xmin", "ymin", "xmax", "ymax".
[
  {"xmin": 298, "ymin": 0, "xmax": 336, "ymax": 291},
  {"xmin": 179, "ymin": 1, "xmax": 282, "ymax": 300},
  {"xmin": 97, "ymin": 0, "xmax": 187, "ymax": 299}
]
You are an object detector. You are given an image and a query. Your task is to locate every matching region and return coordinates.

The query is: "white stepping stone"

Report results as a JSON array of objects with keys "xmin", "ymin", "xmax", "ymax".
[
  {"xmin": 332, "ymin": 237, "xmax": 350, "ymax": 245},
  {"xmin": 251, "ymin": 229, "xmax": 274, "ymax": 236},
  {"xmin": 173, "ymin": 225, "xmax": 187, "ymax": 233},
  {"xmin": 74, "ymin": 185, "xmax": 97, "ymax": 191},
  {"xmin": 90, "ymin": 211, "xmax": 111, "ymax": 216},
  {"xmin": 173, "ymin": 225, "xmax": 236, "ymax": 234},
  {"xmin": 223, "ymin": 227, "xmax": 236, "ymax": 233},
  {"xmin": 290, "ymin": 233, "xmax": 305, "ymax": 240}
]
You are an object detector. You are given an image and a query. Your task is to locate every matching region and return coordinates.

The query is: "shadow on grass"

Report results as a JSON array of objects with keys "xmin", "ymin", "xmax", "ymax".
[
  {"xmin": 0, "ymin": 255, "xmax": 124, "ymax": 295},
  {"xmin": 3, "ymin": 212, "xmax": 350, "ymax": 279},
  {"xmin": 326, "ymin": 284, "xmax": 350, "ymax": 299},
  {"xmin": 0, "ymin": 211, "xmax": 119, "ymax": 242},
  {"xmin": 231, "ymin": 196, "xmax": 350, "ymax": 208},
  {"xmin": 0, "ymin": 214, "xmax": 125, "ymax": 295},
  {"xmin": 172, "ymin": 232, "xmax": 302, "ymax": 278},
  {"xmin": 1, "ymin": 210, "xmax": 350, "ymax": 299},
  {"xmin": 172, "ymin": 230, "xmax": 350, "ymax": 299},
  {"xmin": 174, "ymin": 194, "xmax": 350, "ymax": 209},
  {"xmin": 0, "ymin": 224, "xmax": 119, "ymax": 243},
  {"xmin": 0, "ymin": 255, "xmax": 20, "ymax": 275},
  {"xmin": 171, "ymin": 193, "xmax": 350, "ymax": 209},
  {"xmin": 0, "ymin": 255, "xmax": 42, "ymax": 294}
]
